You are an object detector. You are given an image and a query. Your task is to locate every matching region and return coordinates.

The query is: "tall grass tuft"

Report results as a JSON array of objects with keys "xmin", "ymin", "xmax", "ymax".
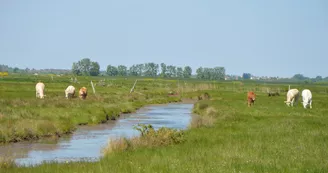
[
  {"xmin": 0, "ymin": 156, "xmax": 16, "ymax": 169},
  {"xmin": 103, "ymin": 124, "xmax": 185, "ymax": 155},
  {"xmin": 189, "ymin": 106, "xmax": 217, "ymax": 128},
  {"xmin": 189, "ymin": 115, "xmax": 216, "ymax": 128}
]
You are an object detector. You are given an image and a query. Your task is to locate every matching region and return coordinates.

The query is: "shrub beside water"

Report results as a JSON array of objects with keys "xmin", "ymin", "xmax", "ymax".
[
  {"xmin": 0, "ymin": 157, "xmax": 16, "ymax": 169},
  {"xmin": 189, "ymin": 114, "xmax": 216, "ymax": 128},
  {"xmin": 103, "ymin": 124, "xmax": 185, "ymax": 155},
  {"xmin": 191, "ymin": 99, "xmax": 218, "ymax": 128}
]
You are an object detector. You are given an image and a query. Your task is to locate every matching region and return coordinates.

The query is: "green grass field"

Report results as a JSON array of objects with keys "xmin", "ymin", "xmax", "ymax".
[
  {"xmin": 1, "ymin": 74, "xmax": 328, "ymax": 172},
  {"xmin": 0, "ymin": 74, "xmax": 197, "ymax": 143}
]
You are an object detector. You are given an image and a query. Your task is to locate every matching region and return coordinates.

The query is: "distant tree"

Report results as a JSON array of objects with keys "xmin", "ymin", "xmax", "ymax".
[
  {"xmin": 13, "ymin": 67, "xmax": 19, "ymax": 73},
  {"xmin": 106, "ymin": 65, "xmax": 118, "ymax": 76},
  {"xmin": 315, "ymin": 75, "xmax": 323, "ymax": 81},
  {"xmin": 72, "ymin": 58, "xmax": 100, "ymax": 76},
  {"xmin": 213, "ymin": 67, "xmax": 225, "ymax": 80},
  {"xmin": 80, "ymin": 58, "xmax": 91, "ymax": 76},
  {"xmin": 242, "ymin": 73, "xmax": 251, "ymax": 79},
  {"xmin": 117, "ymin": 65, "xmax": 128, "ymax": 76},
  {"xmin": 166, "ymin": 65, "xmax": 176, "ymax": 78},
  {"xmin": 136, "ymin": 64, "xmax": 144, "ymax": 76},
  {"xmin": 195, "ymin": 66, "xmax": 225, "ymax": 80},
  {"xmin": 72, "ymin": 62, "xmax": 81, "ymax": 75},
  {"xmin": 160, "ymin": 63, "xmax": 167, "ymax": 77},
  {"xmin": 0, "ymin": 65, "xmax": 8, "ymax": 72},
  {"xmin": 152, "ymin": 63, "xmax": 159, "ymax": 77},
  {"xmin": 183, "ymin": 66, "xmax": 192, "ymax": 78},
  {"xmin": 202, "ymin": 68, "xmax": 212, "ymax": 80},
  {"xmin": 176, "ymin": 67, "xmax": 183, "ymax": 78},
  {"xmin": 196, "ymin": 67, "xmax": 204, "ymax": 79},
  {"xmin": 129, "ymin": 65, "xmax": 138, "ymax": 76},
  {"xmin": 292, "ymin": 74, "xmax": 308, "ymax": 80},
  {"xmin": 143, "ymin": 63, "xmax": 158, "ymax": 77},
  {"xmin": 90, "ymin": 62, "xmax": 100, "ymax": 76}
]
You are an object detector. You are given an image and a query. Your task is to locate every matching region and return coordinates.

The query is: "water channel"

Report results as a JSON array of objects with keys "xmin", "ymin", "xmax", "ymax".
[{"xmin": 0, "ymin": 103, "xmax": 194, "ymax": 166}]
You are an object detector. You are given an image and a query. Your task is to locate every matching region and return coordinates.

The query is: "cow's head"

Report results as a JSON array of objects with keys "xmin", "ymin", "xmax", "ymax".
[
  {"xmin": 301, "ymin": 101, "xmax": 308, "ymax": 108},
  {"xmin": 284, "ymin": 101, "xmax": 291, "ymax": 106},
  {"xmin": 250, "ymin": 94, "xmax": 256, "ymax": 101}
]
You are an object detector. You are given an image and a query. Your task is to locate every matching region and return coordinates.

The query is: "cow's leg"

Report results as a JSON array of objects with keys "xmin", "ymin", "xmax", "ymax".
[
  {"xmin": 291, "ymin": 98, "xmax": 294, "ymax": 106},
  {"xmin": 295, "ymin": 97, "xmax": 298, "ymax": 105},
  {"xmin": 310, "ymin": 100, "xmax": 312, "ymax": 109}
]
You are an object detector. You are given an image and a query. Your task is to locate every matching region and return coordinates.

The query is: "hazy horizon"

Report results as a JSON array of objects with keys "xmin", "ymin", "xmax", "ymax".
[{"xmin": 1, "ymin": 0, "xmax": 327, "ymax": 78}]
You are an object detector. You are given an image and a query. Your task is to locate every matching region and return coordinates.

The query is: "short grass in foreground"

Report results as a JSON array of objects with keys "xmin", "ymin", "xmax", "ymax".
[{"xmin": 4, "ymin": 83, "xmax": 328, "ymax": 173}]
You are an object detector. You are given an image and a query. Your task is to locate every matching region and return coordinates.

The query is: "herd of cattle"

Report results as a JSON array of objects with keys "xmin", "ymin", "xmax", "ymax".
[
  {"xmin": 35, "ymin": 82, "xmax": 87, "ymax": 100},
  {"xmin": 248, "ymin": 88, "xmax": 313, "ymax": 109},
  {"xmin": 35, "ymin": 81, "xmax": 313, "ymax": 109}
]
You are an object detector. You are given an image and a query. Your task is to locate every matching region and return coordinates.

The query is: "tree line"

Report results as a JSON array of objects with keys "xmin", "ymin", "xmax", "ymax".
[
  {"xmin": 71, "ymin": 58, "xmax": 227, "ymax": 80},
  {"xmin": 292, "ymin": 74, "xmax": 327, "ymax": 83},
  {"xmin": 240, "ymin": 72, "xmax": 328, "ymax": 82},
  {"xmin": 2, "ymin": 59, "xmax": 327, "ymax": 82},
  {"xmin": 106, "ymin": 63, "xmax": 193, "ymax": 78},
  {"xmin": 0, "ymin": 64, "xmax": 71, "ymax": 74}
]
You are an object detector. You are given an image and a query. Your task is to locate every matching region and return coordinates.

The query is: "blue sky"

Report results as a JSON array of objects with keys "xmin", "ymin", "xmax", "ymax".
[{"xmin": 0, "ymin": 0, "xmax": 327, "ymax": 77}]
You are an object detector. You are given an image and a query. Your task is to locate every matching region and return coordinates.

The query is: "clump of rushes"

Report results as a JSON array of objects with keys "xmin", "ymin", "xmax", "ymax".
[
  {"xmin": 103, "ymin": 124, "xmax": 185, "ymax": 155},
  {"xmin": 0, "ymin": 156, "xmax": 16, "ymax": 169}
]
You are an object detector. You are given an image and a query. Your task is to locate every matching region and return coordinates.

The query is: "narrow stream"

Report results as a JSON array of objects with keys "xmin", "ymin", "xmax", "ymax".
[{"xmin": 0, "ymin": 103, "xmax": 194, "ymax": 166}]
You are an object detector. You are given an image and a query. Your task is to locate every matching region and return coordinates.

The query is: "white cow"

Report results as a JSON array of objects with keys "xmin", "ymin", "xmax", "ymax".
[
  {"xmin": 65, "ymin": 85, "xmax": 75, "ymax": 99},
  {"xmin": 301, "ymin": 89, "xmax": 312, "ymax": 109},
  {"xmin": 284, "ymin": 88, "xmax": 299, "ymax": 107},
  {"xmin": 35, "ymin": 82, "xmax": 45, "ymax": 99}
]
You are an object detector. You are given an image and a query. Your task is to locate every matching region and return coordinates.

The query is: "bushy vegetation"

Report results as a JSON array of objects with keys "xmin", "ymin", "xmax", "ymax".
[
  {"xmin": 0, "ymin": 157, "xmax": 16, "ymax": 169},
  {"xmin": 103, "ymin": 124, "xmax": 184, "ymax": 155},
  {"xmin": 72, "ymin": 58, "xmax": 100, "ymax": 76}
]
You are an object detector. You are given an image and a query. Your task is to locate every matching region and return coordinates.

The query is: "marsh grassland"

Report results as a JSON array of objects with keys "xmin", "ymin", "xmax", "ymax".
[{"xmin": 1, "ymin": 74, "xmax": 328, "ymax": 172}]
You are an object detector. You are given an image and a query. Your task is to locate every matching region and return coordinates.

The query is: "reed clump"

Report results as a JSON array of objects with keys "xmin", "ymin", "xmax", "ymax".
[{"xmin": 103, "ymin": 124, "xmax": 185, "ymax": 155}]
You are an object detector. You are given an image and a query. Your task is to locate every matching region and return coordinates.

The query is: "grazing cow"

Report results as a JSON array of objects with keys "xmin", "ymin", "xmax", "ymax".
[
  {"xmin": 268, "ymin": 91, "xmax": 280, "ymax": 97},
  {"xmin": 65, "ymin": 85, "xmax": 75, "ymax": 99},
  {"xmin": 284, "ymin": 88, "xmax": 299, "ymax": 107},
  {"xmin": 35, "ymin": 82, "xmax": 45, "ymax": 99},
  {"xmin": 247, "ymin": 91, "xmax": 256, "ymax": 107},
  {"xmin": 198, "ymin": 92, "xmax": 210, "ymax": 101},
  {"xmin": 79, "ymin": 87, "xmax": 87, "ymax": 99},
  {"xmin": 301, "ymin": 89, "xmax": 312, "ymax": 109}
]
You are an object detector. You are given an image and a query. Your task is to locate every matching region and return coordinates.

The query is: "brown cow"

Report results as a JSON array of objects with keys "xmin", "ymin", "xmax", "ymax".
[
  {"xmin": 79, "ymin": 87, "xmax": 87, "ymax": 99},
  {"xmin": 247, "ymin": 91, "xmax": 256, "ymax": 107}
]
